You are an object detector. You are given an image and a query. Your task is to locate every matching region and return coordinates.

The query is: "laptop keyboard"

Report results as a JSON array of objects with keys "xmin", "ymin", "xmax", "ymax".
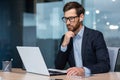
[
  {"xmin": 49, "ymin": 70, "xmax": 62, "ymax": 73},
  {"xmin": 48, "ymin": 70, "xmax": 66, "ymax": 75}
]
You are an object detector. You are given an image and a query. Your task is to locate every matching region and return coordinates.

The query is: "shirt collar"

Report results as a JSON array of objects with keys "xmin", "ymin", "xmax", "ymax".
[{"xmin": 75, "ymin": 26, "xmax": 84, "ymax": 39}]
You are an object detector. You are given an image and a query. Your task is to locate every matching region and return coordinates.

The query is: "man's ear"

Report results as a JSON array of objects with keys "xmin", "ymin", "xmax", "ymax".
[{"xmin": 79, "ymin": 13, "xmax": 84, "ymax": 22}]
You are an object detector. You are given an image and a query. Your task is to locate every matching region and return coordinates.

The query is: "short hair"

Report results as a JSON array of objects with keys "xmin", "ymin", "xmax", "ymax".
[{"xmin": 63, "ymin": 2, "xmax": 85, "ymax": 16}]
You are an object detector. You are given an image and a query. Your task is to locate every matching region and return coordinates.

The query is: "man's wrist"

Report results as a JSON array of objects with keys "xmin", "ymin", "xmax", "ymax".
[
  {"xmin": 83, "ymin": 67, "xmax": 91, "ymax": 77},
  {"xmin": 61, "ymin": 45, "xmax": 67, "ymax": 52},
  {"xmin": 61, "ymin": 42, "xmax": 67, "ymax": 47},
  {"xmin": 81, "ymin": 67, "xmax": 85, "ymax": 76}
]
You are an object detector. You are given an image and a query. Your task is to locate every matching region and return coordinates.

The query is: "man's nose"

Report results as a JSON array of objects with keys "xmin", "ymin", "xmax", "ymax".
[{"xmin": 66, "ymin": 19, "xmax": 70, "ymax": 25}]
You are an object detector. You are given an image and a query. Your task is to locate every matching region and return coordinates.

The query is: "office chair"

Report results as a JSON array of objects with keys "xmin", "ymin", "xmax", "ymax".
[
  {"xmin": 114, "ymin": 48, "xmax": 120, "ymax": 72},
  {"xmin": 107, "ymin": 47, "xmax": 120, "ymax": 72}
]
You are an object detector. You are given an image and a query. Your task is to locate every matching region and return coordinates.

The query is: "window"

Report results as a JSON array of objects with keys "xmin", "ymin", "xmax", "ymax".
[{"xmin": 84, "ymin": 0, "xmax": 120, "ymax": 47}]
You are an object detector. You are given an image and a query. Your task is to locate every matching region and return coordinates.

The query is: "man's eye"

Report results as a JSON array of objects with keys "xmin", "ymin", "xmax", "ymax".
[{"xmin": 69, "ymin": 17, "xmax": 74, "ymax": 20}]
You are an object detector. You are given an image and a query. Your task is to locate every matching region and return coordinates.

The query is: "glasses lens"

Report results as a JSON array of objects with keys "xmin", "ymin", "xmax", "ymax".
[
  {"xmin": 69, "ymin": 17, "xmax": 75, "ymax": 22},
  {"xmin": 62, "ymin": 17, "xmax": 66, "ymax": 22}
]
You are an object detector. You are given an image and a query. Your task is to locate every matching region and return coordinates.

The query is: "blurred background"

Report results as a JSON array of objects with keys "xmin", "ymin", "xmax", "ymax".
[{"xmin": 0, "ymin": 0, "xmax": 120, "ymax": 69}]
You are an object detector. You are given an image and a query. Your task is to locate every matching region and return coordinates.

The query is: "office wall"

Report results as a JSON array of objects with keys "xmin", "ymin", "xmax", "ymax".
[{"xmin": 0, "ymin": 0, "xmax": 11, "ymax": 69}]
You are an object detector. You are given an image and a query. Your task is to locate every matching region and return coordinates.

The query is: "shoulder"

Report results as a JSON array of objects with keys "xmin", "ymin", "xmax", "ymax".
[{"xmin": 84, "ymin": 26, "xmax": 103, "ymax": 36}]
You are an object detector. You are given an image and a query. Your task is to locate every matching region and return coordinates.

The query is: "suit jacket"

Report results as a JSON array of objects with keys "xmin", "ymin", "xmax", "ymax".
[{"xmin": 55, "ymin": 27, "xmax": 110, "ymax": 74}]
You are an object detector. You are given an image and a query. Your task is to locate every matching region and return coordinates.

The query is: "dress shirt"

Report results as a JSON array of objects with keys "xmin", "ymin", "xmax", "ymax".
[{"xmin": 61, "ymin": 26, "xmax": 91, "ymax": 76}]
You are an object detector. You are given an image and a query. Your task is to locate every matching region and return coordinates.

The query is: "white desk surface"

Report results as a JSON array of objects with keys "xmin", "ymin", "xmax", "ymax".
[{"xmin": 0, "ymin": 68, "xmax": 120, "ymax": 80}]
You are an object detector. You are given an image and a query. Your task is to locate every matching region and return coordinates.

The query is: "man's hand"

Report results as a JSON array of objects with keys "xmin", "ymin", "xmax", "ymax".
[
  {"xmin": 62, "ymin": 31, "xmax": 75, "ymax": 47},
  {"xmin": 67, "ymin": 67, "xmax": 85, "ymax": 76}
]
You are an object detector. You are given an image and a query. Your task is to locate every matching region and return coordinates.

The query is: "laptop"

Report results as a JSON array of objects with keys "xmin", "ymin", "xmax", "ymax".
[{"xmin": 16, "ymin": 46, "xmax": 66, "ymax": 76}]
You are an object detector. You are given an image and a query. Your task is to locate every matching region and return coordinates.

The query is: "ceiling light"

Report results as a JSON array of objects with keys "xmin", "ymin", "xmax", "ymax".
[
  {"xmin": 86, "ymin": 11, "xmax": 90, "ymax": 15},
  {"xmin": 112, "ymin": 0, "xmax": 116, "ymax": 2},
  {"xmin": 95, "ymin": 10, "xmax": 100, "ymax": 14},
  {"xmin": 109, "ymin": 25, "xmax": 119, "ymax": 30},
  {"xmin": 106, "ymin": 22, "xmax": 110, "ymax": 25}
]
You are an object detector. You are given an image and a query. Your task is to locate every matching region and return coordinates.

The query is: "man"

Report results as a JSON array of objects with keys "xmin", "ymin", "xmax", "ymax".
[{"xmin": 55, "ymin": 2, "xmax": 110, "ymax": 76}]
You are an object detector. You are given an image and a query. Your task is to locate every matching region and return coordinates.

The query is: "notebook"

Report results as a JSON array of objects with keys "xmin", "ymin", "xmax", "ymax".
[{"xmin": 16, "ymin": 46, "xmax": 66, "ymax": 76}]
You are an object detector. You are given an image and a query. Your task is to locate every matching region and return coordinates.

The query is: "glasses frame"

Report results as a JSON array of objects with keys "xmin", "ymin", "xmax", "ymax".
[{"xmin": 62, "ymin": 16, "xmax": 78, "ymax": 23}]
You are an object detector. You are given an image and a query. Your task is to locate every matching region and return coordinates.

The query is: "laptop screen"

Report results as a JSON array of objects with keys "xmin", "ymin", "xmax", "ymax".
[{"xmin": 17, "ymin": 46, "xmax": 50, "ymax": 75}]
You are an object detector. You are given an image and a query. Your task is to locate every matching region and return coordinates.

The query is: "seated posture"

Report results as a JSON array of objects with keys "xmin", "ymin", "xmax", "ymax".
[{"xmin": 55, "ymin": 1, "xmax": 110, "ymax": 76}]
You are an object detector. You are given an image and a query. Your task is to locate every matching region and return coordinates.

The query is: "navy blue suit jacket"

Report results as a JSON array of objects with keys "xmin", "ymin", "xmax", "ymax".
[{"xmin": 55, "ymin": 27, "xmax": 110, "ymax": 74}]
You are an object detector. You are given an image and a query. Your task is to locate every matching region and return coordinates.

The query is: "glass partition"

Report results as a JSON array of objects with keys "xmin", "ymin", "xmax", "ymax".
[{"xmin": 84, "ymin": 0, "xmax": 120, "ymax": 47}]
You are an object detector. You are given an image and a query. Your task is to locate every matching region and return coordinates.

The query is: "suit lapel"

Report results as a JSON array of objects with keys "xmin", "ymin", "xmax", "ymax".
[
  {"xmin": 81, "ymin": 27, "xmax": 89, "ymax": 64},
  {"xmin": 70, "ymin": 38, "xmax": 76, "ymax": 66}
]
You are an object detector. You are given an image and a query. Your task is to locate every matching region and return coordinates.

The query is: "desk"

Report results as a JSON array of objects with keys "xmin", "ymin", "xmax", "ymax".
[{"xmin": 0, "ymin": 68, "xmax": 120, "ymax": 80}]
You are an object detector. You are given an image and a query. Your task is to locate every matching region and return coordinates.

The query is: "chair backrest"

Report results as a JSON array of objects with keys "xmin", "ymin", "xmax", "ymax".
[
  {"xmin": 114, "ymin": 49, "xmax": 120, "ymax": 72},
  {"xmin": 107, "ymin": 47, "xmax": 120, "ymax": 72}
]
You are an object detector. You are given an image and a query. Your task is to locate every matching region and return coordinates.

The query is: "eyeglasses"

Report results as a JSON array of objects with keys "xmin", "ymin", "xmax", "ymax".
[{"xmin": 62, "ymin": 16, "xmax": 78, "ymax": 23}]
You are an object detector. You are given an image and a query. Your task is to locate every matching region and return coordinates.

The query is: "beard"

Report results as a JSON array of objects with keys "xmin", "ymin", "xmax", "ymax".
[{"xmin": 67, "ymin": 20, "xmax": 80, "ymax": 32}]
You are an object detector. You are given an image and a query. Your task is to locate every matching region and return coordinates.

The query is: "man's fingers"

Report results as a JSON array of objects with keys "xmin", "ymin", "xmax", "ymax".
[
  {"xmin": 67, "ymin": 69, "xmax": 77, "ymax": 76},
  {"xmin": 67, "ymin": 67, "xmax": 85, "ymax": 76}
]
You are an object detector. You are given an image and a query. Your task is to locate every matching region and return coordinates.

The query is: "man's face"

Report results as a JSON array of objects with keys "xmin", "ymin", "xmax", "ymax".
[{"xmin": 64, "ymin": 9, "xmax": 80, "ymax": 32}]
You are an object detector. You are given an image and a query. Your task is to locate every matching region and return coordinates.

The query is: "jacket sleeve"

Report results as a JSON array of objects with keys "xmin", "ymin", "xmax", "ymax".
[
  {"xmin": 55, "ymin": 35, "xmax": 68, "ymax": 69},
  {"xmin": 86, "ymin": 31, "xmax": 110, "ymax": 74},
  {"xmin": 55, "ymin": 36, "xmax": 73, "ymax": 69}
]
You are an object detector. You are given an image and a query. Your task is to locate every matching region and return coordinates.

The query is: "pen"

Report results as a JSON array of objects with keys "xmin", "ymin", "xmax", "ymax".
[{"xmin": 4, "ymin": 58, "xmax": 13, "ymax": 71}]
